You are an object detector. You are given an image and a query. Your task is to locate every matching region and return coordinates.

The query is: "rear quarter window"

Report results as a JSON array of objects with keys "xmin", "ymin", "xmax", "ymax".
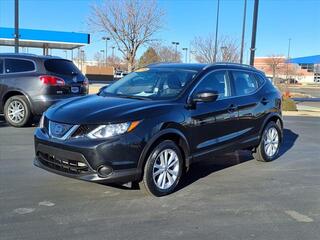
[
  {"xmin": 44, "ymin": 59, "xmax": 81, "ymax": 75},
  {"xmin": 231, "ymin": 71, "xmax": 260, "ymax": 96},
  {"xmin": 5, "ymin": 59, "xmax": 35, "ymax": 73}
]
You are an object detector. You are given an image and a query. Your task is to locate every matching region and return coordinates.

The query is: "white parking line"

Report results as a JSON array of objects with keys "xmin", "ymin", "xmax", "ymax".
[{"xmin": 285, "ymin": 210, "xmax": 314, "ymax": 223}]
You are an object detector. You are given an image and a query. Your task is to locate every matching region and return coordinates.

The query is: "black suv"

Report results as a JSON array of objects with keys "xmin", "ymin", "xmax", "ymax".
[
  {"xmin": 0, "ymin": 53, "xmax": 88, "ymax": 127},
  {"xmin": 34, "ymin": 63, "xmax": 283, "ymax": 196}
]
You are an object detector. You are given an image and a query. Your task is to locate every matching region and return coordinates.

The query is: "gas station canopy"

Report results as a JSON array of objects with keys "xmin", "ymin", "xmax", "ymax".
[
  {"xmin": 0, "ymin": 27, "xmax": 90, "ymax": 50},
  {"xmin": 288, "ymin": 55, "xmax": 320, "ymax": 64}
]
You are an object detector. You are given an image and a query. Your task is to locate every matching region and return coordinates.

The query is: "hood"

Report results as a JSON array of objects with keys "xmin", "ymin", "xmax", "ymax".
[{"xmin": 46, "ymin": 94, "xmax": 177, "ymax": 124}]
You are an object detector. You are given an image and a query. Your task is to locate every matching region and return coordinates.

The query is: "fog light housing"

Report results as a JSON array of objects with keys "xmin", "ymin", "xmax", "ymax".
[{"xmin": 97, "ymin": 165, "xmax": 113, "ymax": 177}]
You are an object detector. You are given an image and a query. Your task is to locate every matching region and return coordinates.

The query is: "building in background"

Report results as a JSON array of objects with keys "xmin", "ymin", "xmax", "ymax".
[{"xmin": 254, "ymin": 55, "xmax": 320, "ymax": 83}]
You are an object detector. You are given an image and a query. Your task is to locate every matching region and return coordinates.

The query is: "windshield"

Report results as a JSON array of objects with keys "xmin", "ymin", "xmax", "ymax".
[{"xmin": 101, "ymin": 68, "xmax": 197, "ymax": 100}]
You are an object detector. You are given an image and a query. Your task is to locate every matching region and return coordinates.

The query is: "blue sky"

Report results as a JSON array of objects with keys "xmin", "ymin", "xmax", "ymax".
[{"xmin": 0, "ymin": 0, "xmax": 319, "ymax": 63}]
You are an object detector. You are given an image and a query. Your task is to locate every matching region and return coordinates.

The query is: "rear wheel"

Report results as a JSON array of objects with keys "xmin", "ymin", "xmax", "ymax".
[
  {"xmin": 4, "ymin": 96, "xmax": 32, "ymax": 127},
  {"xmin": 253, "ymin": 121, "xmax": 282, "ymax": 162},
  {"xmin": 139, "ymin": 140, "xmax": 183, "ymax": 197}
]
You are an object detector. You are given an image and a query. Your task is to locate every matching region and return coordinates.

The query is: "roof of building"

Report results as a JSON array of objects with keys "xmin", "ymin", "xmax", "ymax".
[
  {"xmin": 0, "ymin": 27, "xmax": 90, "ymax": 50},
  {"xmin": 288, "ymin": 55, "xmax": 320, "ymax": 64}
]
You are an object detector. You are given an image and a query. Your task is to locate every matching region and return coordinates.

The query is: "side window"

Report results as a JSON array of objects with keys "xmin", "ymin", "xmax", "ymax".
[
  {"xmin": 0, "ymin": 59, "xmax": 3, "ymax": 74},
  {"xmin": 5, "ymin": 59, "xmax": 35, "ymax": 73},
  {"xmin": 254, "ymin": 73, "xmax": 266, "ymax": 86},
  {"xmin": 231, "ymin": 71, "xmax": 258, "ymax": 96},
  {"xmin": 194, "ymin": 70, "xmax": 230, "ymax": 100}
]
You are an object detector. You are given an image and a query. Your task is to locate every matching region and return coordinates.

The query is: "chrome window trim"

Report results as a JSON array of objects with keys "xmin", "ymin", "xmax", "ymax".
[{"xmin": 187, "ymin": 68, "xmax": 267, "ymax": 103}]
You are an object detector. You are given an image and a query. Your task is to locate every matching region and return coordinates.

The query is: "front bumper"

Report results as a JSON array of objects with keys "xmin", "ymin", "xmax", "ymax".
[{"xmin": 34, "ymin": 127, "xmax": 144, "ymax": 184}]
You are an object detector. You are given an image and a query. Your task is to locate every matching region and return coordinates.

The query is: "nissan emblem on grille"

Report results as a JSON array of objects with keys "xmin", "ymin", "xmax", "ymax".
[{"xmin": 49, "ymin": 121, "xmax": 78, "ymax": 140}]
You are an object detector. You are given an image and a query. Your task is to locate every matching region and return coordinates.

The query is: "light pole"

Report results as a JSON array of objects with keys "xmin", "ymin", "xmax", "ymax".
[
  {"xmin": 220, "ymin": 46, "xmax": 227, "ymax": 61},
  {"xmin": 111, "ymin": 46, "xmax": 115, "ymax": 58},
  {"xmin": 213, "ymin": 0, "xmax": 220, "ymax": 62},
  {"xmin": 286, "ymin": 38, "xmax": 291, "ymax": 83},
  {"xmin": 14, "ymin": 0, "xmax": 19, "ymax": 53},
  {"xmin": 182, "ymin": 48, "xmax": 188, "ymax": 63},
  {"xmin": 240, "ymin": 0, "xmax": 247, "ymax": 64},
  {"xmin": 80, "ymin": 50, "xmax": 85, "ymax": 71},
  {"xmin": 249, "ymin": 0, "xmax": 259, "ymax": 66},
  {"xmin": 100, "ymin": 50, "xmax": 105, "ymax": 66},
  {"xmin": 63, "ymin": 50, "xmax": 68, "ymax": 59},
  {"xmin": 102, "ymin": 37, "xmax": 110, "ymax": 66},
  {"xmin": 189, "ymin": 50, "xmax": 196, "ymax": 63},
  {"xmin": 172, "ymin": 42, "xmax": 180, "ymax": 62}
]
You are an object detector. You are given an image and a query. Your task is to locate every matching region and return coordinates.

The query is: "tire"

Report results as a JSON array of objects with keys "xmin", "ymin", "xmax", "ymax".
[
  {"xmin": 139, "ymin": 140, "xmax": 183, "ymax": 197},
  {"xmin": 253, "ymin": 121, "xmax": 282, "ymax": 162},
  {"xmin": 4, "ymin": 95, "xmax": 32, "ymax": 127}
]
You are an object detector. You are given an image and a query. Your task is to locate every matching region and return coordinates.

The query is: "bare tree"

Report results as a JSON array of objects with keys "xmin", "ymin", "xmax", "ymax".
[
  {"xmin": 93, "ymin": 52, "xmax": 104, "ymax": 66},
  {"xmin": 151, "ymin": 43, "xmax": 182, "ymax": 62},
  {"xmin": 266, "ymin": 55, "xmax": 285, "ymax": 84},
  {"xmin": 90, "ymin": 0, "xmax": 164, "ymax": 72},
  {"xmin": 191, "ymin": 34, "xmax": 240, "ymax": 63},
  {"xmin": 107, "ymin": 55, "xmax": 123, "ymax": 69}
]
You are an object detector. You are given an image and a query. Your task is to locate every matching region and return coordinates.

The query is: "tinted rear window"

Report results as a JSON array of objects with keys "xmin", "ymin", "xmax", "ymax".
[
  {"xmin": 5, "ymin": 59, "xmax": 35, "ymax": 73},
  {"xmin": 44, "ymin": 59, "xmax": 80, "ymax": 75}
]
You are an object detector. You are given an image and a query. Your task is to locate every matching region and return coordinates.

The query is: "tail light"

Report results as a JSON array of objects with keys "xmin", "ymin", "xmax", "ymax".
[
  {"xmin": 40, "ymin": 75, "xmax": 65, "ymax": 86},
  {"xmin": 83, "ymin": 77, "xmax": 89, "ymax": 86}
]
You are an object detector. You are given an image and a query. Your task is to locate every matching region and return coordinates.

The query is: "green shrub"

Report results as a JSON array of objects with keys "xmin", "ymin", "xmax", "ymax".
[{"xmin": 282, "ymin": 97, "xmax": 297, "ymax": 111}]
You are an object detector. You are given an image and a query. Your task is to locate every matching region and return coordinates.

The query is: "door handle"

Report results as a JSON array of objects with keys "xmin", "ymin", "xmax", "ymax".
[
  {"xmin": 261, "ymin": 97, "xmax": 269, "ymax": 105},
  {"xmin": 228, "ymin": 104, "xmax": 238, "ymax": 113}
]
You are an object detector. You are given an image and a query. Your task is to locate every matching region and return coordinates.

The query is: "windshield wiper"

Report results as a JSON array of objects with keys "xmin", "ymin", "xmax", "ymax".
[{"xmin": 117, "ymin": 95, "xmax": 150, "ymax": 100}]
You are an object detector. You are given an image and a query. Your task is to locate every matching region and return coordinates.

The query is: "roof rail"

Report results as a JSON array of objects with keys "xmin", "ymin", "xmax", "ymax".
[{"xmin": 203, "ymin": 62, "xmax": 256, "ymax": 70}]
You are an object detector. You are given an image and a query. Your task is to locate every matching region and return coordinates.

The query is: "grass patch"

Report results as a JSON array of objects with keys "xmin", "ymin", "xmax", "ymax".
[{"xmin": 282, "ymin": 97, "xmax": 297, "ymax": 111}]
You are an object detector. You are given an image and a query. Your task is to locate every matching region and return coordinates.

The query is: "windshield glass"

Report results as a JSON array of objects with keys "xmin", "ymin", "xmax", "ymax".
[{"xmin": 101, "ymin": 68, "xmax": 197, "ymax": 100}]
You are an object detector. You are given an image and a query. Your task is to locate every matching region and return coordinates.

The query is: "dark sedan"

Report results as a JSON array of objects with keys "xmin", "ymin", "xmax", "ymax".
[{"xmin": 34, "ymin": 63, "xmax": 283, "ymax": 196}]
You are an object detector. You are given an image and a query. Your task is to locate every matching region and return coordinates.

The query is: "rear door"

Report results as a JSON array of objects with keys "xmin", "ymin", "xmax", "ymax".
[
  {"xmin": 43, "ymin": 59, "xmax": 88, "ymax": 95},
  {"xmin": 229, "ymin": 69, "xmax": 265, "ymax": 142}
]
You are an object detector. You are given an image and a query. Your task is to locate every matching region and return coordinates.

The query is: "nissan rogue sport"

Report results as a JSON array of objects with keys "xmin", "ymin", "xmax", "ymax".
[{"xmin": 34, "ymin": 63, "xmax": 283, "ymax": 197}]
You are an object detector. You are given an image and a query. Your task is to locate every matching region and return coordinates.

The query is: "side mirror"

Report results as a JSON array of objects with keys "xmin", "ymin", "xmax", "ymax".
[
  {"xmin": 193, "ymin": 91, "xmax": 219, "ymax": 103},
  {"xmin": 98, "ymin": 85, "xmax": 109, "ymax": 94}
]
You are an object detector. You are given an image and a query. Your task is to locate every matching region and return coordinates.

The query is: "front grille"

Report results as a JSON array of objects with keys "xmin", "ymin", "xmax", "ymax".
[{"xmin": 38, "ymin": 151, "xmax": 89, "ymax": 174}]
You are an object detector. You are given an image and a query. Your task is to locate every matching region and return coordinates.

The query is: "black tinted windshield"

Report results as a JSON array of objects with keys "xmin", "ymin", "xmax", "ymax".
[
  {"xmin": 44, "ymin": 59, "xmax": 81, "ymax": 75},
  {"xmin": 101, "ymin": 68, "xmax": 197, "ymax": 100}
]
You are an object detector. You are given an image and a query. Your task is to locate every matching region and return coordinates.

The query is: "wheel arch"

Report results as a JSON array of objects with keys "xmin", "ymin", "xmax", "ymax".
[
  {"xmin": 137, "ymin": 128, "xmax": 191, "ymax": 175},
  {"xmin": 1, "ymin": 90, "xmax": 33, "ymax": 114},
  {"xmin": 260, "ymin": 113, "xmax": 283, "ymax": 139}
]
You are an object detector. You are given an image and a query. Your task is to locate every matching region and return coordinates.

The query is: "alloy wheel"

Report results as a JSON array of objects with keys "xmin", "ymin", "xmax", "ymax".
[
  {"xmin": 264, "ymin": 127, "xmax": 279, "ymax": 157},
  {"xmin": 152, "ymin": 149, "xmax": 180, "ymax": 190},
  {"xmin": 7, "ymin": 100, "xmax": 25, "ymax": 124}
]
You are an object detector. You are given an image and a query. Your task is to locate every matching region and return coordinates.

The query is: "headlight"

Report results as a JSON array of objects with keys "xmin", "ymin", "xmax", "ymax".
[
  {"xmin": 87, "ymin": 121, "xmax": 140, "ymax": 139},
  {"xmin": 39, "ymin": 113, "xmax": 45, "ymax": 128}
]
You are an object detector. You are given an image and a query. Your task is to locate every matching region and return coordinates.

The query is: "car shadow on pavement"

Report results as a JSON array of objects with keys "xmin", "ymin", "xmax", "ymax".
[
  {"xmin": 0, "ymin": 115, "xmax": 8, "ymax": 128},
  {"xmin": 176, "ymin": 128, "xmax": 299, "ymax": 192}
]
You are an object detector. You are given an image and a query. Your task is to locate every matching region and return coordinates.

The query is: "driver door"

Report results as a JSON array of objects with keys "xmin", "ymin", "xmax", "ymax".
[{"xmin": 187, "ymin": 70, "xmax": 239, "ymax": 159}]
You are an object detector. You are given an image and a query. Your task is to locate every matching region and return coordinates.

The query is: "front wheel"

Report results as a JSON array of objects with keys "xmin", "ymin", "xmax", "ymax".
[
  {"xmin": 253, "ymin": 121, "xmax": 282, "ymax": 162},
  {"xmin": 139, "ymin": 140, "xmax": 183, "ymax": 197}
]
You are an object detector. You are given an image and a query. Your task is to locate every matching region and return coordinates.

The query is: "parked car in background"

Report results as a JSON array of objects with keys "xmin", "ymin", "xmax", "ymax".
[
  {"xmin": 34, "ymin": 63, "xmax": 283, "ymax": 196},
  {"xmin": 113, "ymin": 70, "xmax": 128, "ymax": 80},
  {"xmin": 0, "ymin": 53, "xmax": 89, "ymax": 127}
]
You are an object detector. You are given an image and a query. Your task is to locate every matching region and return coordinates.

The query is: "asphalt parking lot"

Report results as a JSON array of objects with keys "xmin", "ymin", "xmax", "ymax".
[{"xmin": 0, "ymin": 115, "xmax": 319, "ymax": 240}]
